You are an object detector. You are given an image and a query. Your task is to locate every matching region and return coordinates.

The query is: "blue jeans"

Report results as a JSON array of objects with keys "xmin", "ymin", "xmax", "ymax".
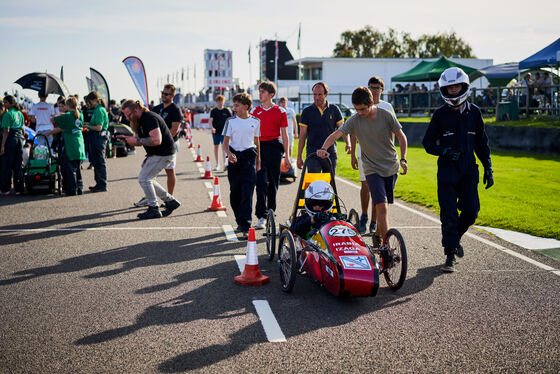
[{"xmin": 89, "ymin": 131, "xmax": 107, "ymax": 189}]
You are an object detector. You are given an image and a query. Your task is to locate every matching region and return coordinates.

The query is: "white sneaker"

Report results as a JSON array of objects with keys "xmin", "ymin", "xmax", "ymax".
[
  {"xmin": 213, "ymin": 165, "xmax": 219, "ymax": 171},
  {"xmin": 255, "ymin": 217, "xmax": 266, "ymax": 230},
  {"xmin": 134, "ymin": 197, "xmax": 148, "ymax": 207}
]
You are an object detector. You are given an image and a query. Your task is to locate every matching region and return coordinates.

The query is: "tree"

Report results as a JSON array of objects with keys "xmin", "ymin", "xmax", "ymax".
[{"xmin": 333, "ymin": 27, "xmax": 475, "ymax": 58}]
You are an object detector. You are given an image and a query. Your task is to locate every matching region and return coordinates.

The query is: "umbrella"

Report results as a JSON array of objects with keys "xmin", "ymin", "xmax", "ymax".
[{"xmin": 14, "ymin": 72, "xmax": 70, "ymax": 97}]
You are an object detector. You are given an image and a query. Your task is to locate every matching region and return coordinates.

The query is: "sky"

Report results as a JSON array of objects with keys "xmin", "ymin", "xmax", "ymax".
[{"xmin": 1, "ymin": 0, "xmax": 558, "ymax": 104}]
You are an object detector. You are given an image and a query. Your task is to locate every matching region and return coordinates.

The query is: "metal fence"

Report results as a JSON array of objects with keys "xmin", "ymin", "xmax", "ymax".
[{"xmin": 297, "ymin": 84, "xmax": 560, "ymax": 119}]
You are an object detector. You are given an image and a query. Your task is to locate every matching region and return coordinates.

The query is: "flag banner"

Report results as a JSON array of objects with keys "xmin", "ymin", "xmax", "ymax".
[
  {"xmin": 297, "ymin": 23, "xmax": 301, "ymax": 51},
  {"xmin": 122, "ymin": 56, "xmax": 149, "ymax": 106},
  {"xmin": 86, "ymin": 77, "xmax": 93, "ymax": 92},
  {"xmin": 204, "ymin": 49, "xmax": 232, "ymax": 87},
  {"xmin": 248, "ymin": 44, "xmax": 251, "ymax": 64},
  {"xmin": 60, "ymin": 66, "xmax": 64, "ymax": 82},
  {"xmin": 90, "ymin": 67, "xmax": 110, "ymax": 110}
]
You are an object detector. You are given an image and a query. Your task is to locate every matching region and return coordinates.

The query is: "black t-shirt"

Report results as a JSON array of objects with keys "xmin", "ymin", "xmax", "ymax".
[
  {"xmin": 151, "ymin": 103, "xmax": 183, "ymax": 141},
  {"xmin": 210, "ymin": 107, "xmax": 233, "ymax": 135},
  {"xmin": 138, "ymin": 111, "xmax": 175, "ymax": 157}
]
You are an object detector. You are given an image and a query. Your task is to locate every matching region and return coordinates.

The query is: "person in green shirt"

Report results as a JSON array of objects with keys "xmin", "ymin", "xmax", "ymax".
[
  {"xmin": 84, "ymin": 91, "xmax": 108, "ymax": 192},
  {"xmin": 45, "ymin": 97, "xmax": 86, "ymax": 196},
  {"xmin": 0, "ymin": 95, "xmax": 25, "ymax": 195}
]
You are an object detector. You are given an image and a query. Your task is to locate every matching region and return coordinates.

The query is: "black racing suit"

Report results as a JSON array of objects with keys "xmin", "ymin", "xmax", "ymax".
[{"xmin": 422, "ymin": 102, "xmax": 492, "ymax": 254}]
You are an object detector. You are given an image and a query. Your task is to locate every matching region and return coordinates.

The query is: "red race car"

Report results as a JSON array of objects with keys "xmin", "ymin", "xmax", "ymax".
[{"xmin": 264, "ymin": 153, "xmax": 407, "ymax": 297}]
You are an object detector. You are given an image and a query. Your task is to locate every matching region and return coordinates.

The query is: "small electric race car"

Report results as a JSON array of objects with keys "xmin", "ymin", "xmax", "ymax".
[{"xmin": 264, "ymin": 153, "xmax": 407, "ymax": 297}]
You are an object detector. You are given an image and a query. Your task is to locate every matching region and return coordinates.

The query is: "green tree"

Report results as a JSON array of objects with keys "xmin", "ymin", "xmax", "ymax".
[{"xmin": 333, "ymin": 27, "xmax": 475, "ymax": 58}]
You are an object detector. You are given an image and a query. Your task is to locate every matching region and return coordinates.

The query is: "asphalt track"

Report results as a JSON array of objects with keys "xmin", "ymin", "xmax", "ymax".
[{"xmin": 1, "ymin": 129, "xmax": 559, "ymax": 373}]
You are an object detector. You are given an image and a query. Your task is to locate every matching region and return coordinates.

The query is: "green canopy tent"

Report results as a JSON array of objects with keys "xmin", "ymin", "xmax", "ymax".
[{"xmin": 392, "ymin": 56, "xmax": 478, "ymax": 82}]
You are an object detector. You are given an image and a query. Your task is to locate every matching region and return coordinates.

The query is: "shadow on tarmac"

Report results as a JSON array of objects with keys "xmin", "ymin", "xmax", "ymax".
[
  {"xmin": 0, "ymin": 232, "xmax": 227, "ymax": 286},
  {"xmin": 71, "ymin": 248, "xmax": 444, "ymax": 372}
]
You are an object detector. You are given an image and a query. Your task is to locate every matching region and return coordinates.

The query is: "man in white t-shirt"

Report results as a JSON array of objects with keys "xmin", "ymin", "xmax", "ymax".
[
  {"xmin": 278, "ymin": 96, "xmax": 297, "ymax": 161},
  {"xmin": 29, "ymin": 92, "xmax": 55, "ymax": 148},
  {"xmin": 350, "ymin": 76, "xmax": 396, "ymax": 234}
]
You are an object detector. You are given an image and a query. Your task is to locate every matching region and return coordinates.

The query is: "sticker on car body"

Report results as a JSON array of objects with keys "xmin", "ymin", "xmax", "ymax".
[
  {"xmin": 327, "ymin": 225, "xmax": 357, "ymax": 237},
  {"xmin": 339, "ymin": 255, "xmax": 372, "ymax": 270}
]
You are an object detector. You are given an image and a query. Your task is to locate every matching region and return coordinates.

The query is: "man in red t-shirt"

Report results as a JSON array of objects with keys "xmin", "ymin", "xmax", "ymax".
[{"xmin": 250, "ymin": 81, "xmax": 291, "ymax": 229}]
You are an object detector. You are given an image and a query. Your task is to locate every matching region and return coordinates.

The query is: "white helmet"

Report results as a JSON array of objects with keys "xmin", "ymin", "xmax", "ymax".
[
  {"xmin": 438, "ymin": 67, "xmax": 470, "ymax": 107},
  {"xmin": 304, "ymin": 180, "xmax": 334, "ymax": 217}
]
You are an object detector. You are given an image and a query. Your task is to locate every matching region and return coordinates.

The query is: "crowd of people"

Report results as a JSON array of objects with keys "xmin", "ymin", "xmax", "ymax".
[{"xmin": 2, "ymin": 66, "xmax": 495, "ymax": 272}]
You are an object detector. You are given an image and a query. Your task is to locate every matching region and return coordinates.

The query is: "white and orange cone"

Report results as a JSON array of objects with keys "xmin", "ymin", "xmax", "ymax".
[
  {"xmin": 234, "ymin": 228, "xmax": 270, "ymax": 286},
  {"xmin": 194, "ymin": 144, "xmax": 203, "ymax": 162},
  {"xmin": 207, "ymin": 177, "xmax": 227, "ymax": 211},
  {"xmin": 201, "ymin": 156, "xmax": 213, "ymax": 179}
]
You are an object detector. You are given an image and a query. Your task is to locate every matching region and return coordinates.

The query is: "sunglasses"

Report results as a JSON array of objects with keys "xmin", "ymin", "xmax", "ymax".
[{"xmin": 161, "ymin": 92, "xmax": 172, "ymax": 96}]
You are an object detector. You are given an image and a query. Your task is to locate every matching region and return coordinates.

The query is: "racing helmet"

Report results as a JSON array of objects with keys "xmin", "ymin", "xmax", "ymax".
[
  {"xmin": 438, "ymin": 67, "xmax": 470, "ymax": 107},
  {"xmin": 304, "ymin": 180, "xmax": 334, "ymax": 216}
]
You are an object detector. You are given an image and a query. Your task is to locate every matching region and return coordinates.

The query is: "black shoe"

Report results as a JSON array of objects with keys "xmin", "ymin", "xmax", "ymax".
[
  {"xmin": 89, "ymin": 186, "xmax": 107, "ymax": 193},
  {"xmin": 455, "ymin": 244, "xmax": 464, "ymax": 258},
  {"xmin": 138, "ymin": 206, "xmax": 162, "ymax": 220},
  {"xmin": 240, "ymin": 230, "xmax": 249, "ymax": 240},
  {"xmin": 161, "ymin": 199, "xmax": 181, "ymax": 217},
  {"xmin": 77, "ymin": 189, "xmax": 83, "ymax": 195},
  {"xmin": 369, "ymin": 221, "xmax": 377, "ymax": 234},
  {"xmin": 441, "ymin": 254, "xmax": 456, "ymax": 273},
  {"xmin": 87, "ymin": 164, "xmax": 93, "ymax": 170}
]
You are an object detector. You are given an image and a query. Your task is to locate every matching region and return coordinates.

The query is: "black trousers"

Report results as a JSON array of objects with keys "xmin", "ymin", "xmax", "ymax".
[
  {"xmin": 255, "ymin": 140, "xmax": 283, "ymax": 219},
  {"xmin": 60, "ymin": 151, "xmax": 83, "ymax": 196},
  {"xmin": 437, "ymin": 166, "xmax": 480, "ymax": 254},
  {"xmin": 306, "ymin": 151, "xmax": 337, "ymax": 174},
  {"xmin": 1, "ymin": 134, "xmax": 24, "ymax": 193},
  {"xmin": 89, "ymin": 131, "xmax": 107, "ymax": 189},
  {"xmin": 227, "ymin": 147, "xmax": 257, "ymax": 230}
]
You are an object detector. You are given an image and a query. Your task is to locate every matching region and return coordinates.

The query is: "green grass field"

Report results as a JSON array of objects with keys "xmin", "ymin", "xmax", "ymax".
[
  {"xmin": 293, "ymin": 140, "xmax": 560, "ymax": 239},
  {"xmin": 397, "ymin": 116, "xmax": 560, "ymax": 128}
]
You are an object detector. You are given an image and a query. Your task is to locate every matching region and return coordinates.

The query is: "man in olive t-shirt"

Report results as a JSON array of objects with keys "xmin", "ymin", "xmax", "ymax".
[{"xmin": 317, "ymin": 87, "xmax": 408, "ymax": 247}]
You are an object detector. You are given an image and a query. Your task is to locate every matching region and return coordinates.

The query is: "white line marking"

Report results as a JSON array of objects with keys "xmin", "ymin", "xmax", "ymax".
[
  {"xmin": 234, "ymin": 254, "xmax": 245, "ymax": 273},
  {"xmin": 204, "ymin": 182, "xmax": 212, "ymax": 189},
  {"xmin": 335, "ymin": 176, "xmax": 560, "ymax": 277},
  {"xmin": 217, "ymin": 211, "xmax": 227, "ymax": 218},
  {"xmin": 223, "ymin": 225, "xmax": 238, "ymax": 242},
  {"xmin": 208, "ymin": 191, "xmax": 213, "ymax": 199},
  {"xmin": 252, "ymin": 300, "xmax": 286, "ymax": 343},
  {"xmin": 0, "ymin": 226, "xmax": 222, "ymax": 232},
  {"xmin": 198, "ymin": 168, "xmax": 205, "ymax": 173},
  {"xmin": 196, "ymin": 162, "xmax": 203, "ymax": 167}
]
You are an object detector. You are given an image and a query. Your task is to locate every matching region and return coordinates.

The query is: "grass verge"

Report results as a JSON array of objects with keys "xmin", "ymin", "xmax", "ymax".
[{"xmin": 293, "ymin": 140, "xmax": 560, "ymax": 239}]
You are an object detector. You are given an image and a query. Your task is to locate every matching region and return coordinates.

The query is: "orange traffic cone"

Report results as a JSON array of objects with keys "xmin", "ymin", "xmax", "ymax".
[
  {"xmin": 235, "ymin": 228, "xmax": 270, "ymax": 286},
  {"xmin": 194, "ymin": 144, "xmax": 203, "ymax": 162},
  {"xmin": 207, "ymin": 177, "xmax": 227, "ymax": 211},
  {"xmin": 201, "ymin": 156, "xmax": 213, "ymax": 179}
]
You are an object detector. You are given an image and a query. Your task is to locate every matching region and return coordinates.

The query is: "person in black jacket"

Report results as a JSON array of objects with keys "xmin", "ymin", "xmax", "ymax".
[{"xmin": 423, "ymin": 67, "xmax": 494, "ymax": 273}]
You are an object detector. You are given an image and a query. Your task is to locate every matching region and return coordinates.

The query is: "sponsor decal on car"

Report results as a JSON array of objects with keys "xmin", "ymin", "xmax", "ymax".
[
  {"xmin": 325, "ymin": 265, "xmax": 334, "ymax": 277},
  {"xmin": 339, "ymin": 255, "xmax": 372, "ymax": 270},
  {"xmin": 327, "ymin": 225, "xmax": 357, "ymax": 237}
]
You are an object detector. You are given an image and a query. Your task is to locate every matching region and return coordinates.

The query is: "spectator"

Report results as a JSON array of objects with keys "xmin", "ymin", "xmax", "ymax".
[
  {"xmin": 209, "ymin": 94, "xmax": 232, "ymax": 171},
  {"xmin": 277, "ymin": 96, "xmax": 297, "ymax": 164},
  {"xmin": 29, "ymin": 91, "xmax": 55, "ymax": 148},
  {"xmin": 351, "ymin": 76, "xmax": 396, "ymax": 235},
  {"xmin": 150, "ymin": 84, "xmax": 183, "ymax": 196},
  {"xmin": 45, "ymin": 97, "xmax": 85, "ymax": 196},
  {"xmin": 0, "ymin": 95, "xmax": 25, "ymax": 195},
  {"xmin": 120, "ymin": 100, "xmax": 181, "ymax": 219},
  {"xmin": 222, "ymin": 93, "xmax": 261, "ymax": 239},
  {"xmin": 250, "ymin": 81, "xmax": 291, "ymax": 230},
  {"xmin": 518, "ymin": 73, "xmax": 533, "ymax": 107},
  {"xmin": 84, "ymin": 91, "xmax": 109, "ymax": 192},
  {"xmin": 318, "ymin": 87, "xmax": 408, "ymax": 248},
  {"xmin": 297, "ymin": 82, "xmax": 346, "ymax": 173}
]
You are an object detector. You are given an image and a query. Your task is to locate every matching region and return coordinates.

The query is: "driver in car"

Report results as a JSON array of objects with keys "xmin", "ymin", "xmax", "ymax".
[{"xmin": 292, "ymin": 180, "xmax": 336, "ymax": 239}]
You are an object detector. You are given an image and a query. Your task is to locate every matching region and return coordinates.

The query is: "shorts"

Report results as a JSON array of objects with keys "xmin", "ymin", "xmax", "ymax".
[
  {"xmin": 165, "ymin": 140, "xmax": 179, "ymax": 170},
  {"xmin": 365, "ymin": 173, "xmax": 398, "ymax": 205},
  {"xmin": 212, "ymin": 134, "xmax": 224, "ymax": 145}
]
